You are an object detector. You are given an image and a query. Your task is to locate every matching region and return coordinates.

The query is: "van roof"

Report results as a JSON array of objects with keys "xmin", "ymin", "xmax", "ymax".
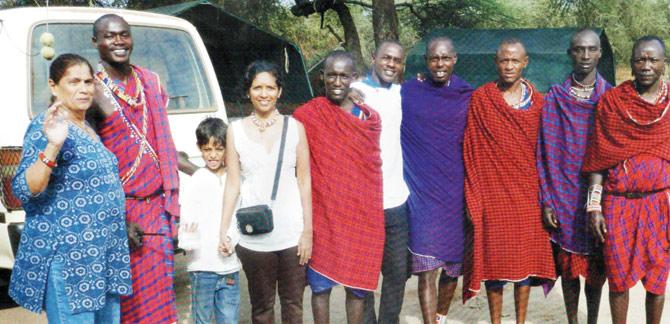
[{"xmin": 0, "ymin": 6, "xmax": 193, "ymax": 30}]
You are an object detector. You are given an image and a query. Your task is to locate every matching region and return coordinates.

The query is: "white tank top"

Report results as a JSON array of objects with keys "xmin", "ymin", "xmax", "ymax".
[{"xmin": 232, "ymin": 117, "xmax": 304, "ymax": 251}]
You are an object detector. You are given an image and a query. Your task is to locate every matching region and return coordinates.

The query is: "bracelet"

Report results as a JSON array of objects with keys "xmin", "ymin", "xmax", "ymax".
[
  {"xmin": 586, "ymin": 204, "xmax": 602, "ymax": 213},
  {"xmin": 38, "ymin": 151, "xmax": 57, "ymax": 168},
  {"xmin": 585, "ymin": 184, "xmax": 603, "ymax": 213}
]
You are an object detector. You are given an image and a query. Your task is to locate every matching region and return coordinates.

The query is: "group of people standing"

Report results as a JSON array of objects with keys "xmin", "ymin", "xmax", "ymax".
[{"xmin": 7, "ymin": 9, "xmax": 670, "ymax": 324}]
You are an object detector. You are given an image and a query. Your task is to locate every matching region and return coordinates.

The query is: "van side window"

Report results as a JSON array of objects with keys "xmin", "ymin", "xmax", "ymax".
[{"xmin": 31, "ymin": 23, "xmax": 215, "ymax": 115}]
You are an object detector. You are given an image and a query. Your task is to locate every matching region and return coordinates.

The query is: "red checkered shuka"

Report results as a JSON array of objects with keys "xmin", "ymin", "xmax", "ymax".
[
  {"xmin": 462, "ymin": 81, "xmax": 556, "ymax": 301},
  {"xmin": 582, "ymin": 80, "xmax": 670, "ymax": 172},
  {"xmin": 96, "ymin": 65, "xmax": 178, "ymax": 323},
  {"xmin": 602, "ymin": 154, "xmax": 670, "ymax": 295},
  {"xmin": 293, "ymin": 97, "xmax": 384, "ymax": 291},
  {"xmin": 554, "ymin": 246, "xmax": 606, "ymax": 287}
]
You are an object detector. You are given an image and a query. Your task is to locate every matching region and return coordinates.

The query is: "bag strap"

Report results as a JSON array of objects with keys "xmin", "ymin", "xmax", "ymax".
[{"xmin": 271, "ymin": 116, "xmax": 289, "ymax": 201}]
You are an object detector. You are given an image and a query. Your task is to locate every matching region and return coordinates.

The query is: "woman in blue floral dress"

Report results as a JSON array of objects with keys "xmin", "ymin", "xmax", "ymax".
[{"xmin": 9, "ymin": 54, "xmax": 132, "ymax": 323}]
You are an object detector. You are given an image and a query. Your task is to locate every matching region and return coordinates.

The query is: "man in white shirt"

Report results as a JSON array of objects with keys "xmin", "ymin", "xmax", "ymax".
[{"xmin": 352, "ymin": 40, "xmax": 410, "ymax": 324}]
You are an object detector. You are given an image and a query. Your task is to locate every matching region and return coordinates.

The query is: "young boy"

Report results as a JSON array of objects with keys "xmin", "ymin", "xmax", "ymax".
[{"xmin": 179, "ymin": 117, "xmax": 240, "ymax": 324}]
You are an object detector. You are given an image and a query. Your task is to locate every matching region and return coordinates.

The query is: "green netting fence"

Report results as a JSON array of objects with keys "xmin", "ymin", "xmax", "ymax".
[{"xmin": 404, "ymin": 28, "xmax": 616, "ymax": 92}]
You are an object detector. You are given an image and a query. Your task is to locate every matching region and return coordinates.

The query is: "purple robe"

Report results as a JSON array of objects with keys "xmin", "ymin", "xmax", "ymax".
[
  {"xmin": 401, "ymin": 75, "xmax": 473, "ymax": 263},
  {"xmin": 537, "ymin": 73, "xmax": 611, "ymax": 254}
]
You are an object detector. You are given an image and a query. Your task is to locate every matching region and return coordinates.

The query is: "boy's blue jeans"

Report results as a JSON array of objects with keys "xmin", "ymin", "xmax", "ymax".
[
  {"xmin": 45, "ymin": 258, "xmax": 121, "ymax": 324},
  {"xmin": 189, "ymin": 271, "xmax": 240, "ymax": 324}
]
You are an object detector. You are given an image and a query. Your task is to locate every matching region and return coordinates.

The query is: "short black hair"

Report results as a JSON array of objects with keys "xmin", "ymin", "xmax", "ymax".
[
  {"xmin": 374, "ymin": 40, "xmax": 403, "ymax": 57},
  {"xmin": 425, "ymin": 36, "xmax": 456, "ymax": 56},
  {"xmin": 496, "ymin": 37, "xmax": 527, "ymax": 58},
  {"xmin": 323, "ymin": 50, "xmax": 358, "ymax": 73},
  {"xmin": 93, "ymin": 14, "xmax": 128, "ymax": 38},
  {"xmin": 632, "ymin": 35, "xmax": 667, "ymax": 59},
  {"xmin": 569, "ymin": 28, "xmax": 601, "ymax": 49},
  {"xmin": 195, "ymin": 117, "xmax": 227, "ymax": 147},
  {"xmin": 243, "ymin": 60, "xmax": 283, "ymax": 92}
]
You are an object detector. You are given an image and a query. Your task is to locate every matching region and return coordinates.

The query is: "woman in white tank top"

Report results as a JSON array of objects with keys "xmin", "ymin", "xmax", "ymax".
[{"xmin": 219, "ymin": 60, "xmax": 313, "ymax": 323}]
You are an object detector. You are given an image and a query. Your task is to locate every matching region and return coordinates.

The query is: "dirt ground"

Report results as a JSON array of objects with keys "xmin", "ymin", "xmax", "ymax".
[{"xmin": 1, "ymin": 252, "xmax": 668, "ymax": 323}]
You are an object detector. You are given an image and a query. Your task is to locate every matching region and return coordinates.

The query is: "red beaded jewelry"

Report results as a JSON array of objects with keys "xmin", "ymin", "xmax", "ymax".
[{"xmin": 38, "ymin": 151, "xmax": 57, "ymax": 168}]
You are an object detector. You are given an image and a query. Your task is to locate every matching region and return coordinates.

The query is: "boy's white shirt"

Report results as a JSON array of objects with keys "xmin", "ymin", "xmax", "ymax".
[{"xmin": 179, "ymin": 167, "xmax": 241, "ymax": 274}]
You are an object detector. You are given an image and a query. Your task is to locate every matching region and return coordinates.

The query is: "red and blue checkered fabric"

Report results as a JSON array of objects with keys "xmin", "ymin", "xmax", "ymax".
[
  {"xmin": 97, "ymin": 66, "xmax": 178, "ymax": 323},
  {"xmin": 602, "ymin": 154, "xmax": 670, "ymax": 295},
  {"xmin": 463, "ymin": 81, "xmax": 556, "ymax": 301},
  {"xmin": 553, "ymin": 244, "xmax": 606, "ymax": 286},
  {"xmin": 294, "ymin": 97, "xmax": 384, "ymax": 291},
  {"xmin": 583, "ymin": 81, "xmax": 670, "ymax": 172}
]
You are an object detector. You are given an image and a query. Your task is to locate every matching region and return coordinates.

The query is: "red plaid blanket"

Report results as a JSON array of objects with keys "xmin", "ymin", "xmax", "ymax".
[
  {"xmin": 293, "ymin": 97, "xmax": 384, "ymax": 290},
  {"xmin": 463, "ymin": 81, "xmax": 556, "ymax": 301},
  {"xmin": 583, "ymin": 80, "xmax": 670, "ymax": 172}
]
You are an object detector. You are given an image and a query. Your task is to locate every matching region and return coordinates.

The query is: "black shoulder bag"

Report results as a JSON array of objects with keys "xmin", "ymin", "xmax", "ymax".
[{"xmin": 236, "ymin": 116, "xmax": 289, "ymax": 235}]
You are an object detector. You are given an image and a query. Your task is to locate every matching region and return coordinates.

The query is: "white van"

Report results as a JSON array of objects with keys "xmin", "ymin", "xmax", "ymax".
[{"xmin": 0, "ymin": 7, "xmax": 227, "ymax": 271}]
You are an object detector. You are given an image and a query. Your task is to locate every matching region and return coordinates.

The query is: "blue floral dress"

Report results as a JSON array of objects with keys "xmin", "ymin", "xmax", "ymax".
[{"xmin": 9, "ymin": 112, "xmax": 132, "ymax": 314}]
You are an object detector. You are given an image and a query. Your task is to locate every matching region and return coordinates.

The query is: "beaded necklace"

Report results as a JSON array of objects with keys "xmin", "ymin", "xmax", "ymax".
[
  {"xmin": 95, "ymin": 64, "xmax": 159, "ymax": 184},
  {"xmin": 570, "ymin": 73, "xmax": 596, "ymax": 101},
  {"xmin": 251, "ymin": 109, "xmax": 279, "ymax": 132},
  {"xmin": 96, "ymin": 64, "xmax": 146, "ymax": 108},
  {"xmin": 499, "ymin": 79, "xmax": 533, "ymax": 109},
  {"xmin": 625, "ymin": 81, "xmax": 670, "ymax": 126}
]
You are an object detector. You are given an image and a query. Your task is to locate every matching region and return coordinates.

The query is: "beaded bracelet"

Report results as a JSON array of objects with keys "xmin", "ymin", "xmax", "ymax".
[
  {"xmin": 38, "ymin": 151, "xmax": 57, "ymax": 168},
  {"xmin": 585, "ymin": 184, "xmax": 603, "ymax": 213}
]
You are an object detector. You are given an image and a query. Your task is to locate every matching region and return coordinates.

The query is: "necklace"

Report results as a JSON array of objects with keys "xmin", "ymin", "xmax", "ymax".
[
  {"xmin": 251, "ymin": 109, "xmax": 279, "ymax": 132},
  {"xmin": 625, "ymin": 81, "xmax": 670, "ymax": 126},
  {"xmin": 571, "ymin": 73, "xmax": 596, "ymax": 88},
  {"xmin": 96, "ymin": 63, "xmax": 146, "ymax": 108},
  {"xmin": 501, "ymin": 79, "xmax": 532, "ymax": 109},
  {"xmin": 634, "ymin": 80, "xmax": 668, "ymax": 105},
  {"xmin": 570, "ymin": 73, "xmax": 596, "ymax": 101}
]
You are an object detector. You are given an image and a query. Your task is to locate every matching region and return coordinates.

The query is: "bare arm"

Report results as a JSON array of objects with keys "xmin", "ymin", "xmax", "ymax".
[
  {"xmin": 295, "ymin": 121, "xmax": 313, "ymax": 265},
  {"xmin": 587, "ymin": 172, "xmax": 607, "ymax": 243},
  {"xmin": 219, "ymin": 126, "xmax": 241, "ymax": 253},
  {"xmin": 177, "ymin": 151, "xmax": 199, "ymax": 176}
]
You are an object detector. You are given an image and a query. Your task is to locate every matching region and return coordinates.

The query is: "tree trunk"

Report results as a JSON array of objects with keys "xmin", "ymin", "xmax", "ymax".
[
  {"xmin": 372, "ymin": 0, "xmax": 399, "ymax": 46},
  {"xmin": 331, "ymin": 1, "xmax": 364, "ymax": 70}
]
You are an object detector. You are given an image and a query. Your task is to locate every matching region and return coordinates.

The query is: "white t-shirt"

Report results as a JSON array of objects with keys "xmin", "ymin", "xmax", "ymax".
[
  {"xmin": 232, "ymin": 117, "xmax": 304, "ymax": 252},
  {"xmin": 178, "ymin": 168, "xmax": 241, "ymax": 274},
  {"xmin": 352, "ymin": 79, "xmax": 409, "ymax": 209}
]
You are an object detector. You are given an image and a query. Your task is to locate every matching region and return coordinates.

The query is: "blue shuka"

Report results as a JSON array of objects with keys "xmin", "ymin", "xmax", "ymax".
[
  {"xmin": 537, "ymin": 73, "xmax": 612, "ymax": 255},
  {"xmin": 401, "ymin": 75, "xmax": 473, "ymax": 263}
]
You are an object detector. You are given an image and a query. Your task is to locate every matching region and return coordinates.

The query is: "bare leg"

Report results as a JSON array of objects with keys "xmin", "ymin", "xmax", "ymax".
[
  {"xmin": 610, "ymin": 290, "xmax": 629, "ymax": 324},
  {"xmin": 312, "ymin": 289, "xmax": 331, "ymax": 324},
  {"xmin": 585, "ymin": 282, "xmax": 604, "ymax": 324},
  {"xmin": 345, "ymin": 289, "xmax": 366, "ymax": 324},
  {"xmin": 645, "ymin": 291, "xmax": 665, "ymax": 324},
  {"xmin": 514, "ymin": 284, "xmax": 530, "ymax": 324},
  {"xmin": 486, "ymin": 287, "xmax": 503, "ymax": 324},
  {"xmin": 418, "ymin": 269, "xmax": 438, "ymax": 324},
  {"xmin": 561, "ymin": 278, "xmax": 580, "ymax": 324},
  {"xmin": 436, "ymin": 272, "xmax": 458, "ymax": 316}
]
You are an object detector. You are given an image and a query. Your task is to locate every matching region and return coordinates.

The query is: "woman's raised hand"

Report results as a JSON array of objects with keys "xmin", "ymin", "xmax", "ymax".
[{"xmin": 44, "ymin": 101, "xmax": 69, "ymax": 148}]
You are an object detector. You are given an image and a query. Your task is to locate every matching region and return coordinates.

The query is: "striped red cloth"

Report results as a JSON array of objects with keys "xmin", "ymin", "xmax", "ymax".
[
  {"xmin": 293, "ymin": 97, "xmax": 384, "ymax": 291},
  {"xmin": 463, "ymin": 81, "xmax": 556, "ymax": 301},
  {"xmin": 553, "ymin": 244, "xmax": 605, "ymax": 286},
  {"xmin": 97, "ymin": 65, "xmax": 178, "ymax": 323},
  {"xmin": 582, "ymin": 80, "xmax": 670, "ymax": 172},
  {"xmin": 602, "ymin": 154, "xmax": 670, "ymax": 294}
]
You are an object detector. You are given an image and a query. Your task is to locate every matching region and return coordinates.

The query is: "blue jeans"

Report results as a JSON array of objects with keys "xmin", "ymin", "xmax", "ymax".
[
  {"xmin": 45, "ymin": 258, "xmax": 120, "ymax": 324},
  {"xmin": 189, "ymin": 271, "xmax": 240, "ymax": 324}
]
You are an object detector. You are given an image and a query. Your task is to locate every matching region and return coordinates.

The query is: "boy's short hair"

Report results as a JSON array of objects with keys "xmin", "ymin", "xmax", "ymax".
[{"xmin": 196, "ymin": 117, "xmax": 227, "ymax": 147}]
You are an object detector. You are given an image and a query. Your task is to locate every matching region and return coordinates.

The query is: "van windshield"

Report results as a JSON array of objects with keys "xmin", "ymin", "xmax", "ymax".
[{"xmin": 31, "ymin": 23, "xmax": 214, "ymax": 115}]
